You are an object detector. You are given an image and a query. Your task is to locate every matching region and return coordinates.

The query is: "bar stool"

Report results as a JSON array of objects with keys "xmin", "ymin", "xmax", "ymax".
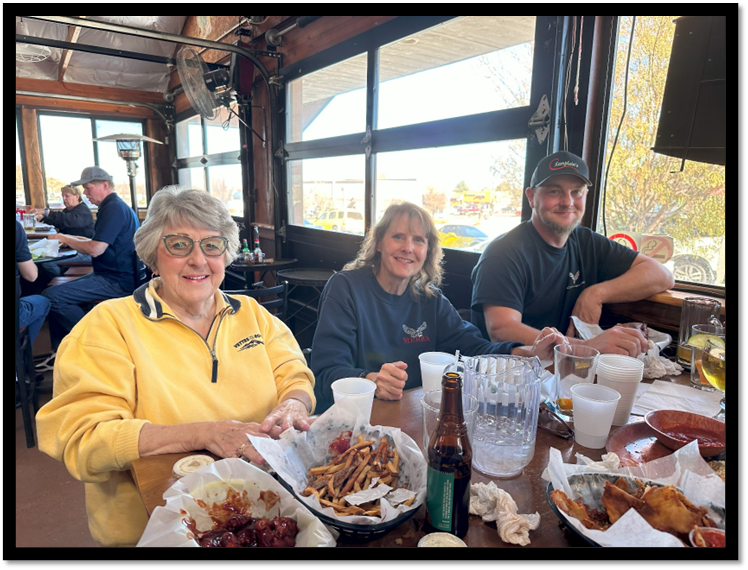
[{"xmin": 276, "ymin": 269, "xmax": 336, "ymax": 337}]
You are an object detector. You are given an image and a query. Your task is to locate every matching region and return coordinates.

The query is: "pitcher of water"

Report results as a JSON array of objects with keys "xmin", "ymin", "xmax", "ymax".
[{"xmin": 463, "ymin": 354, "xmax": 542, "ymax": 478}]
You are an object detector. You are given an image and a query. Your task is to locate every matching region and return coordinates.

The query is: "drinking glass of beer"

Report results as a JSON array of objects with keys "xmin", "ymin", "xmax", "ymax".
[{"xmin": 701, "ymin": 337, "xmax": 726, "ymax": 421}]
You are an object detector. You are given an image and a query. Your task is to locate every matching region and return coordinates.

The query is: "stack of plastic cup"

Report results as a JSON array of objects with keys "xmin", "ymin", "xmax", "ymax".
[
  {"xmin": 571, "ymin": 383, "xmax": 621, "ymax": 448},
  {"xmin": 596, "ymin": 354, "xmax": 645, "ymax": 426}
]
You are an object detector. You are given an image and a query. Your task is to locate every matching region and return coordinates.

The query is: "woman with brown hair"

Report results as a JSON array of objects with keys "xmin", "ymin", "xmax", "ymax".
[{"xmin": 311, "ymin": 201, "xmax": 563, "ymax": 413}]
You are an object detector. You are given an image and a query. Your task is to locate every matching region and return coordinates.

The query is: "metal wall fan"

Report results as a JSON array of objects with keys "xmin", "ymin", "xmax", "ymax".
[{"xmin": 176, "ymin": 46, "xmax": 235, "ymax": 120}]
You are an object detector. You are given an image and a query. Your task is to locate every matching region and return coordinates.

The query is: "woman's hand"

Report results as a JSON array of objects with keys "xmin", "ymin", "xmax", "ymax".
[
  {"xmin": 511, "ymin": 327, "xmax": 568, "ymax": 360},
  {"xmin": 369, "ymin": 362, "xmax": 408, "ymax": 401},
  {"xmin": 201, "ymin": 420, "xmax": 269, "ymax": 465},
  {"xmin": 260, "ymin": 398, "xmax": 311, "ymax": 438}
]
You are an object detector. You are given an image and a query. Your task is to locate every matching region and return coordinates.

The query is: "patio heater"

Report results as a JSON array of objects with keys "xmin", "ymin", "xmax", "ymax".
[{"xmin": 92, "ymin": 134, "xmax": 163, "ymax": 214}]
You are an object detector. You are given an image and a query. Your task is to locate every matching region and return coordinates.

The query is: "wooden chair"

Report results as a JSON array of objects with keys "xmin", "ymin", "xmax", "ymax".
[
  {"xmin": 222, "ymin": 281, "xmax": 289, "ymax": 321},
  {"xmin": 15, "ymin": 275, "xmax": 38, "ymax": 448}
]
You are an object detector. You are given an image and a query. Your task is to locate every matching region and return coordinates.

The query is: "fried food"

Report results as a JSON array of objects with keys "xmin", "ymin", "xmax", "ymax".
[
  {"xmin": 551, "ymin": 478, "xmax": 719, "ymax": 543},
  {"xmin": 637, "ymin": 485, "xmax": 717, "ymax": 540},
  {"xmin": 301, "ymin": 434, "xmax": 402, "ymax": 518},
  {"xmin": 601, "ymin": 480, "xmax": 645, "ymax": 524},
  {"xmin": 550, "ymin": 490, "xmax": 609, "ymax": 531}
]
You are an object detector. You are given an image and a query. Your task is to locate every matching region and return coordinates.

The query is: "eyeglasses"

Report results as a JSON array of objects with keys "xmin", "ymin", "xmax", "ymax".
[
  {"xmin": 162, "ymin": 234, "xmax": 228, "ymax": 257},
  {"xmin": 537, "ymin": 403, "xmax": 575, "ymax": 441}
]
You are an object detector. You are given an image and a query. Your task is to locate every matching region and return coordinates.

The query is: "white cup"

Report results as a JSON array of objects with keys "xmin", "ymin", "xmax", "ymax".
[
  {"xmin": 596, "ymin": 354, "xmax": 644, "ymax": 426},
  {"xmin": 571, "ymin": 383, "xmax": 621, "ymax": 449},
  {"xmin": 331, "ymin": 378, "xmax": 377, "ymax": 423},
  {"xmin": 418, "ymin": 352, "xmax": 456, "ymax": 393}
]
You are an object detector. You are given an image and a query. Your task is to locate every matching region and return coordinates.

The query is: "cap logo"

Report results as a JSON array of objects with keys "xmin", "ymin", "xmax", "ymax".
[{"xmin": 549, "ymin": 159, "xmax": 580, "ymax": 172}]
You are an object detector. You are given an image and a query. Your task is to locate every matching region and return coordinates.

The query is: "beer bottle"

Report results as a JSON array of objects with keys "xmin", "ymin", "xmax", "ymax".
[
  {"xmin": 241, "ymin": 239, "xmax": 252, "ymax": 264},
  {"xmin": 425, "ymin": 370, "xmax": 472, "ymax": 538}
]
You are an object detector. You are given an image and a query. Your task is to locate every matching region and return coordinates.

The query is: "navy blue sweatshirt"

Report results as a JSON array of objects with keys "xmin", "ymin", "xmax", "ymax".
[{"xmin": 311, "ymin": 267, "xmax": 522, "ymax": 413}]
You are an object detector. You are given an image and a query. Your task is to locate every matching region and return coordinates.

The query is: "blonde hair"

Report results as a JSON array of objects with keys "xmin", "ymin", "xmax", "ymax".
[
  {"xmin": 60, "ymin": 185, "xmax": 82, "ymax": 203},
  {"xmin": 344, "ymin": 201, "xmax": 443, "ymax": 299}
]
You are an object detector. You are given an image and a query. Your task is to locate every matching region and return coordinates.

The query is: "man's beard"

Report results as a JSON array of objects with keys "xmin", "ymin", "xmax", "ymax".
[{"xmin": 538, "ymin": 211, "xmax": 582, "ymax": 237}]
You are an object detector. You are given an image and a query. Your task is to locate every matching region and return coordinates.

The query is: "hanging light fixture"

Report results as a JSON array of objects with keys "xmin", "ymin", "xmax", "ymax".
[{"xmin": 16, "ymin": 18, "xmax": 52, "ymax": 63}]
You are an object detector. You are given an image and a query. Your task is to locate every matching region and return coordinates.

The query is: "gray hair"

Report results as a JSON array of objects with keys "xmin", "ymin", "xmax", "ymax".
[
  {"xmin": 134, "ymin": 186, "xmax": 239, "ymax": 270},
  {"xmin": 343, "ymin": 201, "xmax": 443, "ymax": 299}
]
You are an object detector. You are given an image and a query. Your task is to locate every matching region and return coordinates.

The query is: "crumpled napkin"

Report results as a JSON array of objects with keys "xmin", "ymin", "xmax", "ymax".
[
  {"xmin": 638, "ymin": 340, "xmax": 683, "ymax": 379},
  {"xmin": 28, "ymin": 238, "xmax": 60, "ymax": 259},
  {"xmin": 469, "ymin": 481, "xmax": 540, "ymax": 546},
  {"xmin": 570, "ymin": 317, "xmax": 680, "ymax": 379}
]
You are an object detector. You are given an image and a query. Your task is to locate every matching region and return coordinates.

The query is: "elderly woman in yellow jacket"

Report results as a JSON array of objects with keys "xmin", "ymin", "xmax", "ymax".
[{"xmin": 36, "ymin": 186, "xmax": 315, "ymax": 547}]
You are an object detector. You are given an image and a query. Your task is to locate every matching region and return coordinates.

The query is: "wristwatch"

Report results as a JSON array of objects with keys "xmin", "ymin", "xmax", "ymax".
[{"xmin": 358, "ymin": 371, "xmax": 369, "ymax": 379}]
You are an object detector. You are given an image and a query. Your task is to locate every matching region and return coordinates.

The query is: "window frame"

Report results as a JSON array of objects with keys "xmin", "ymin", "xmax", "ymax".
[
  {"xmin": 174, "ymin": 107, "xmax": 245, "ymax": 220},
  {"xmin": 281, "ymin": 16, "xmax": 563, "ymax": 279},
  {"xmin": 16, "ymin": 108, "xmax": 30, "ymax": 207},
  {"xmin": 35, "ymin": 110, "xmax": 152, "ymax": 209}
]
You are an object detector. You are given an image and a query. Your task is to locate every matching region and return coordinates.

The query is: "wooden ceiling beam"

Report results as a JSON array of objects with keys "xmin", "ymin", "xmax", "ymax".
[
  {"xmin": 16, "ymin": 77, "xmax": 164, "ymax": 105},
  {"xmin": 58, "ymin": 16, "xmax": 86, "ymax": 82}
]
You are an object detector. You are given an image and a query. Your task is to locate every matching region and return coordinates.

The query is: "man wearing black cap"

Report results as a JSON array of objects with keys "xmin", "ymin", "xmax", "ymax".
[
  {"xmin": 40, "ymin": 167, "xmax": 140, "ymax": 357},
  {"xmin": 470, "ymin": 151, "xmax": 674, "ymax": 356}
]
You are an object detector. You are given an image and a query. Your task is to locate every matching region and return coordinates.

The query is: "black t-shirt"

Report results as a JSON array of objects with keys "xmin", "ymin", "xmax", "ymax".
[{"xmin": 470, "ymin": 221, "xmax": 638, "ymax": 338}]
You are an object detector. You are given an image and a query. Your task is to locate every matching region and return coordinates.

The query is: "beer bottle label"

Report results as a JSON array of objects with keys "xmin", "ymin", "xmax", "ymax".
[{"xmin": 426, "ymin": 466, "xmax": 455, "ymax": 532}]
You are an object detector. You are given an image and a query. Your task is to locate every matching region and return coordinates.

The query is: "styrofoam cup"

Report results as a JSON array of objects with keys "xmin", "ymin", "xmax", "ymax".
[
  {"xmin": 597, "ymin": 374, "xmax": 642, "ymax": 425},
  {"xmin": 597, "ymin": 355, "xmax": 644, "ymax": 380},
  {"xmin": 571, "ymin": 383, "xmax": 621, "ymax": 448},
  {"xmin": 331, "ymin": 378, "xmax": 377, "ymax": 423},
  {"xmin": 419, "ymin": 352, "xmax": 456, "ymax": 393}
]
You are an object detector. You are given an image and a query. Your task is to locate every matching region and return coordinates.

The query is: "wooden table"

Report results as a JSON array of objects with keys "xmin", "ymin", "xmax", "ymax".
[
  {"xmin": 226, "ymin": 258, "xmax": 297, "ymax": 288},
  {"xmin": 131, "ymin": 371, "xmax": 699, "ymax": 547}
]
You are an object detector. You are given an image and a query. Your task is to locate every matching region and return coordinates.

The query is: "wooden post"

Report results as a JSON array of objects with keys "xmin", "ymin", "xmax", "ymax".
[{"xmin": 20, "ymin": 108, "xmax": 46, "ymax": 208}]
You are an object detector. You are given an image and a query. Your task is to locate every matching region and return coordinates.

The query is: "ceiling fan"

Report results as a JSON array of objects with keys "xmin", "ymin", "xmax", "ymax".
[{"xmin": 16, "ymin": 18, "xmax": 52, "ymax": 63}]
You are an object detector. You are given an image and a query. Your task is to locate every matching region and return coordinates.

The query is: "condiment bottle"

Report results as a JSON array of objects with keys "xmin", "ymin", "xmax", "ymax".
[
  {"xmin": 425, "ymin": 369, "xmax": 472, "ymax": 538},
  {"xmin": 252, "ymin": 226, "xmax": 264, "ymax": 263},
  {"xmin": 241, "ymin": 238, "xmax": 252, "ymax": 264}
]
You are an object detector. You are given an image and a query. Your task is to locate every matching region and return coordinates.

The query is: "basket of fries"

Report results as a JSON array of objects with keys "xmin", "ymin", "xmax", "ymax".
[{"xmin": 249, "ymin": 404, "xmax": 427, "ymax": 540}]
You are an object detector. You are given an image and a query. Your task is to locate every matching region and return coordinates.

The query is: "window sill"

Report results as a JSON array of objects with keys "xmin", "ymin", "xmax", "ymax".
[{"xmin": 603, "ymin": 289, "xmax": 726, "ymax": 335}]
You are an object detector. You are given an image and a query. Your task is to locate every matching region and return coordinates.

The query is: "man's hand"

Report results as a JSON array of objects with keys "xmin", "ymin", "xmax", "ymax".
[
  {"xmin": 581, "ymin": 326, "xmax": 648, "ymax": 357},
  {"xmin": 566, "ymin": 286, "xmax": 604, "ymax": 336},
  {"xmin": 511, "ymin": 327, "xmax": 568, "ymax": 360}
]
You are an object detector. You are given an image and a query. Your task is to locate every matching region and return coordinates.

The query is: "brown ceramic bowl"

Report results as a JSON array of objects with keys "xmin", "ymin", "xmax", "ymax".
[{"xmin": 644, "ymin": 410, "xmax": 725, "ymax": 457}]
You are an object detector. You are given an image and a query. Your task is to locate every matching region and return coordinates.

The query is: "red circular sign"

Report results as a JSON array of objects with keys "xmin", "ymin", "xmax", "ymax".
[{"xmin": 609, "ymin": 233, "xmax": 638, "ymax": 251}]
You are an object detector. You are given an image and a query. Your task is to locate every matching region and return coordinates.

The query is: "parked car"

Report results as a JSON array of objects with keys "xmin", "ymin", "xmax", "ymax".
[
  {"xmin": 313, "ymin": 209, "xmax": 365, "ymax": 234},
  {"xmin": 456, "ymin": 204, "xmax": 481, "ymax": 214},
  {"xmin": 303, "ymin": 219, "xmax": 323, "ymax": 229},
  {"xmin": 665, "ymin": 235, "xmax": 724, "ymax": 285},
  {"xmin": 500, "ymin": 205, "xmax": 520, "ymax": 215},
  {"xmin": 437, "ymin": 224, "xmax": 488, "ymax": 249}
]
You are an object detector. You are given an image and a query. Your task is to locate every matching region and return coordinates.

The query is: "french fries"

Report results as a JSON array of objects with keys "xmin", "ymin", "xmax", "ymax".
[{"xmin": 301, "ymin": 435, "xmax": 401, "ymax": 518}]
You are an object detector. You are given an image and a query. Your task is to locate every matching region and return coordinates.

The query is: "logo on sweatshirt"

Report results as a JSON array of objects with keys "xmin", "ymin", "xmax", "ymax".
[
  {"xmin": 402, "ymin": 322, "xmax": 430, "ymax": 343},
  {"xmin": 235, "ymin": 334, "xmax": 264, "ymax": 351}
]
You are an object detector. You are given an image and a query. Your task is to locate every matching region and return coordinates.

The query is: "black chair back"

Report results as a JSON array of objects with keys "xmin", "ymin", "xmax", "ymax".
[
  {"xmin": 133, "ymin": 251, "xmax": 150, "ymax": 289},
  {"xmin": 15, "ymin": 274, "xmax": 37, "ymax": 448},
  {"xmin": 223, "ymin": 281, "xmax": 289, "ymax": 321}
]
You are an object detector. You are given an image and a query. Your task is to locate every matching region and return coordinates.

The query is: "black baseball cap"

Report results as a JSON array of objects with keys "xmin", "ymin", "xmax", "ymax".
[{"xmin": 530, "ymin": 151, "xmax": 592, "ymax": 188}]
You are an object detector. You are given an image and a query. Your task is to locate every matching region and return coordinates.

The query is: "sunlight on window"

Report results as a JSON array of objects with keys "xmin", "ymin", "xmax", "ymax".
[
  {"xmin": 287, "ymin": 156, "xmax": 366, "ymax": 234},
  {"xmin": 375, "ymin": 140, "xmax": 526, "ymax": 251},
  {"xmin": 599, "ymin": 16, "xmax": 725, "ymax": 286}
]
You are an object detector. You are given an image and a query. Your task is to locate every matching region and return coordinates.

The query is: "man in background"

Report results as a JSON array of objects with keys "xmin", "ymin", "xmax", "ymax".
[{"xmin": 40, "ymin": 167, "xmax": 140, "ymax": 362}]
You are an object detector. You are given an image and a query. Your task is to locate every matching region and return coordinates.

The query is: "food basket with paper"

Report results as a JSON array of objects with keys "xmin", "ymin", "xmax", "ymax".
[
  {"xmin": 249, "ymin": 404, "xmax": 427, "ymax": 540},
  {"xmin": 136, "ymin": 458, "xmax": 336, "ymax": 547},
  {"xmin": 543, "ymin": 441, "xmax": 725, "ymax": 547}
]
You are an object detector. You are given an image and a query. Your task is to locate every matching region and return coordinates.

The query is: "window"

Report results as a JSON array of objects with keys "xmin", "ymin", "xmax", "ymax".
[
  {"xmin": 598, "ymin": 16, "xmax": 725, "ymax": 287},
  {"xmin": 284, "ymin": 16, "xmax": 547, "ymax": 248},
  {"xmin": 37, "ymin": 113, "xmax": 150, "ymax": 209},
  {"xmin": 176, "ymin": 103, "xmax": 243, "ymax": 217}
]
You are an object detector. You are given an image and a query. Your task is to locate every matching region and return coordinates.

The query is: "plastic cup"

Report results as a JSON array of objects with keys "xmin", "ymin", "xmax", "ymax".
[
  {"xmin": 419, "ymin": 352, "xmax": 456, "ymax": 393},
  {"xmin": 421, "ymin": 390, "xmax": 479, "ymax": 457},
  {"xmin": 331, "ymin": 378, "xmax": 377, "ymax": 423},
  {"xmin": 595, "ymin": 355, "xmax": 643, "ymax": 425},
  {"xmin": 571, "ymin": 383, "xmax": 621, "ymax": 448},
  {"xmin": 553, "ymin": 344, "xmax": 600, "ymax": 420}
]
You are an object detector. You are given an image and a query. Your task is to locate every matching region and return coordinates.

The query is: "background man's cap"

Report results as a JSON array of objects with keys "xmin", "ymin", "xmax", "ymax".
[
  {"xmin": 70, "ymin": 166, "xmax": 113, "ymax": 186},
  {"xmin": 530, "ymin": 151, "xmax": 592, "ymax": 188}
]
